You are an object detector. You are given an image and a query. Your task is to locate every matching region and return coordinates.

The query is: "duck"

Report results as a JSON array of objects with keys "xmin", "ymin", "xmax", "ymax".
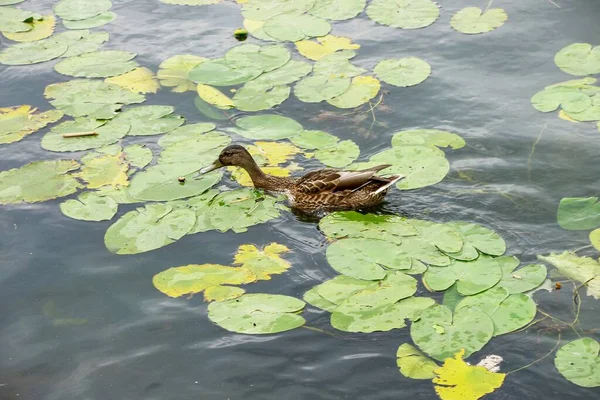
[{"xmin": 200, "ymin": 144, "xmax": 404, "ymax": 212}]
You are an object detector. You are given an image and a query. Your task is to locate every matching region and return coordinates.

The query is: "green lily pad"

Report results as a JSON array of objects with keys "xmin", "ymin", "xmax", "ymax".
[
  {"xmin": 591, "ymin": 229, "xmax": 600, "ymax": 251},
  {"xmin": 233, "ymin": 81, "xmax": 291, "ymax": 112},
  {"xmin": 0, "ymin": 1, "xmax": 25, "ymax": 6},
  {"xmin": 562, "ymin": 97, "xmax": 600, "ymax": 121},
  {"xmin": 304, "ymin": 275, "xmax": 377, "ymax": 311},
  {"xmin": 555, "ymin": 338, "xmax": 600, "ymax": 388},
  {"xmin": 290, "ymin": 129, "xmax": 339, "ymax": 150},
  {"xmin": 112, "ymin": 105, "xmax": 184, "ymax": 136},
  {"xmin": 391, "ymin": 129, "xmax": 465, "ymax": 150},
  {"xmin": 538, "ymin": 251, "xmax": 600, "ymax": 300},
  {"xmin": 124, "ymin": 144, "xmax": 153, "ymax": 169},
  {"xmin": 444, "ymin": 222, "xmax": 506, "ymax": 260},
  {"xmin": 396, "ymin": 343, "xmax": 439, "ymax": 380},
  {"xmin": 327, "ymin": 75, "xmax": 380, "ymax": 109},
  {"xmin": 54, "ymin": 50, "xmax": 138, "ymax": 78},
  {"xmin": 56, "ymin": 30, "xmax": 110, "ymax": 58},
  {"xmin": 498, "ymin": 262, "xmax": 547, "ymax": 294},
  {"xmin": 206, "ymin": 189, "xmax": 283, "ymax": 233},
  {"xmin": 0, "ymin": 106, "xmax": 63, "ymax": 145},
  {"xmin": 2, "ymin": 14, "xmax": 55, "ymax": 43},
  {"xmin": 62, "ymin": 11, "xmax": 116, "ymax": 29},
  {"xmin": 41, "ymin": 118, "xmax": 128, "ymax": 152},
  {"xmin": 0, "ymin": 160, "xmax": 82, "ymax": 204},
  {"xmin": 374, "ymin": 57, "xmax": 431, "ymax": 87},
  {"xmin": 309, "ymin": 0, "xmax": 365, "ymax": 21},
  {"xmin": 60, "ymin": 191, "xmax": 118, "ymax": 221},
  {"xmin": 188, "ymin": 58, "xmax": 262, "ymax": 86},
  {"xmin": 410, "ymin": 304, "xmax": 494, "ymax": 361},
  {"xmin": 157, "ymin": 123, "xmax": 216, "ymax": 147},
  {"xmin": 0, "ymin": 6, "xmax": 39, "ymax": 33},
  {"xmin": 0, "ymin": 36, "xmax": 68, "ymax": 65},
  {"xmin": 409, "ymin": 220, "xmax": 463, "ymax": 254},
  {"xmin": 158, "ymin": 54, "xmax": 206, "ymax": 93},
  {"xmin": 158, "ymin": 130, "xmax": 231, "ymax": 166},
  {"xmin": 367, "ymin": 0, "xmax": 439, "ymax": 30},
  {"xmin": 231, "ymin": 114, "xmax": 303, "ymax": 140},
  {"xmin": 531, "ymin": 87, "xmax": 592, "ymax": 114},
  {"xmin": 450, "ymin": 7, "xmax": 507, "ymax": 35},
  {"xmin": 557, "ymin": 197, "xmax": 600, "ymax": 230},
  {"xmin": 314, "ymin": 140, "xmax": 359, "ymax": 168},
  {"xmin": 54, "ymin": 0, "xmax": 112, "ymax": 21},
  {"xmin": 159, "ymin": 0, "xmax": 221, "ymax": 4},
  {"xmin": 95, "ymin": 185, "xmax": 138, "ymax": 204},
  {"xmin": 252, "ymin": 59, "xmax": 313, "ymax": 86},
  {"xmin": 555, "ymin": 43, "xmax": 600, "ymax": 77},
  {"xmin": 455, "ymin": 287, "xmax": 536, "ymax": 336},
  {"xmin": 441, "ymin": 284, "xmax": 463, "ymax": 312},
  {"xmin": 241, "ymin": 0, "xmax": 315, "ymax": 21},
  {"xmin": 152, "ymin": 264, "xmax": 256, "ymax": 298},
  {"xmin": 312, "ymin": 50, "xmax": 366, "ymax": 77},
  {"xmin": 105, "ymin": 203, "xmax": 195, "ymax": 254},
  {"xmin": 44, "ymin": 79, "xmax": 145, "ymax": 119},
  {"xmin": 423, "ymin": 255, "xmax": 505, "ymax": 295},
  {"xmin": 179, "ymin": 189, "xmax": 220, "ymax": 234},
  {"xmin": 263, "ymin": 12, "xmax": 331, "ymax": 42},
  {"xmin": 318, "ymin": 211, "xmax": 418, "ymax": 240},
  {"xmin": 303, "ymin": 287, "xmax": 338, "ymax": 312},
  {"xmin": 225, "ymin": 43, "xmax": 290, "ymax": 73},
  {"xmin": 326, "ymin": 238, "xmax": 413, "ymax": 280},
  {"xmin": 294, "ymin": 74, "xmax": 351, "ymax": 103}
]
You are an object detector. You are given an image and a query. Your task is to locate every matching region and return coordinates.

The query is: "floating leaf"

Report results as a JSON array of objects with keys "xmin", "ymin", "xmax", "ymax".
[
  {"xmin": 243, "ymin": 18, "xmax": 276, "ymax": 41},
  {"xmin": 303, "ymin": 287, "xmax": 338, "ymax": 312},
  {"xmin": 294, "ymin": 74, "xmax": 351, "ymax": 103},
  {"xmin": 159, "ymin": 0, "xmax": 221, "ymax": 4},
  {"xmin": 124, "ymin": 144, "xmax": 153, "ymax": 169},
  {"xmin": 562, "ymin": 96, "xmax": 600, "ymax": 122},
  {"xmin": 591, "ymin": 229, "xmax": 600, "ymax": 251},
  {"xmin": 158, "ymin": 130, "xmax": 230, "ymax": 166},
  {"xmin": 157, "ymin": 122, "xmax": 216, "ymax": 147},
  {"xmin": 180, "ymin": 189, "xmax": 220, "ymax": 234},
  {"xmin": 252, "ymin": 59, "xmax": 313, "ymax": 86},
  {"xmin": 374, "ymin": 57, "xmax": 431, "ymax": 87},
  {"xmin": 531, "ymin": 86, "xmax": 592, "ymax": 114},
  {"xmin": 153, "ymin": 264, "xmax": 256, "ymax": 298},
  {"xmin": 555, "ymin": 43, "xmax": 600, "ymax": 77},
  {"xmin": 233, "ymin": 81, "xmax": 291, "ymax": 112},
  {"xmin": 263, "ymin": 12, "xmax": 331, "ymax": 42},
  {"xmin": 247, "ymin": 141, "xmax": 302, "ymax": 165},
  {"xmin": 41, "ymin": 118, "xmax": 128, "ymax": 152},
  {"xmin": 450, "ymin": 7, "xmax": 507, "ymax": 35},
  {"xmin": 0, "ymin": 0, "xmax": 25, "ymax": 4},
  {"xmin": 188, "ymin": 58, "xmax": 262, "ymax": 86},
  {"xmin": 312, "ymin": 50, "xmax": 366, "ymax": 77},
  {"xmin": 54, "ymin": 50, "xmax": 137, "ymax": 78},
  {"xmin": 77, "ymin": 152, "xmax": 128, "ymax": 189},
  {"xmin": 538, "ymin": 251, "xmax": 600, "ymax": 299},
  {"xmin": 455, "ymin": 287, "xmax": 536, "ymax": 336},
  {"xmin": 231, "ymin": 114, "xmax": 303, "ymax": 140},
  {"xmin": 305, "ymin": 275, "xmax": 377, "ymax": 311},
  {"xmin": 0, "ymin": 6, "xmax": 39, "ymax": 33},
  {"xmin": 0, "ymin": 105, "xmax": 63, "ymax": 145},
  {"xmin": 392, "ymin": 129, "xmax": 465, "ymax": 150},
  {"xmin": 157, "ymin": 54, "xmax": 206, "ymax": 92},
  {"xmin": 367, "ymin": 0, "xmax": 439, "ymax": 30},
  {"xmin": 557, "ymin": 197, "xmax": 600, "ymax": 230},
  {"xmin": 44, "ymin": 79, "xmax": 145, "ymax": 119},
  {"xmin": 208, "ymin": 294, "xmax": 306, "ymax": 334},
  {"xmin": 0, "ymin": 160, "xmax": 82, "ymax": 204},
  {"xmin": 233, "ymin": 243, "xmax": 291, "ymax": 280},
  {"xmin": 113, "ymin": 105, "xmax": 184, "ymax": 136},
  {"xmin": 433, "ymin": 349, "xmax": 506, "ymax": 400},
  {"xmin": 309, "ymin": 0, "xmax": 365, "ymax": 21},
  {"xmin": 62, "ymin": 11, "xmax": 116, "ymax": 29},
  {"xmin": 60, "ymin": 191, "xmax": 118, "ymax": 221},
  {"xmin": 444, "ymin": 222, "xmax": 505, "ymax": 260},
  {"xmin": 0, "ymin": 36, "xmax": 68, "ymax": 65},
  {"xmin": 105, "ymin": 67, "xmax": 160, "ymax": 94},
  {"xmin": 314, "ymin": 140, "xmax": 359, "ymax": 167},
  {"xmin": 295, "ymin": 35, "xmax": 360, "ymax": 61},
  {"xmin": 2, "ymin": 15, "xmax": 55, "ymax": 42},
  {"xmin": 290, "ymin": 129, "xmax": 339, "ymax": 150},
  {"xmin": 423, "ymin": 255, "xmax": 505, "ymax": 295},
  {"xmin": 318, "ymin": 211, "xmax": 418, "ymax": 241},
  {"xmin": 95, "ymin": 185, "xmax": 138, "ymax": 204},
  {"xmin": 225, "ymin": 43, "xmax": 290, "ymax": 73},
  {"xmin": 241, "ymin": 0, "xmax": 315, "ymax": 21},
  {"xmin": 197, "ymin": 84, "xmax": 234, "ymax": 110},
  {"xmin": 411, "ymin": 304, "xmax": 494, "ymax": 361},
  {"xmin": 194, "ymin": 96, "xmax": 230, "ymax": 120},
  {"xmin": 554, "ymin": 338, "xmax": 600, "ymax": 388},
  {"xmin": 105, "ymin": 203, "xmax": 195, "ymax": 254},
  {"xmin": 327, "ymin": 76, "xmax": 381, "ymax": 109},
  {"xmin": 204, "ymin": 286, "xmax": 245, "ymax": 302},
  {"xmin": 396, "ymin": 343, "xmax": 439, "ymax": 380},
  {"xmin": 54, "ymin": 0, "xmax": 112, "ymax": 21},
  {"xmin": 497, "ymin": 262, "xmax": 547, "ymax": 294}
]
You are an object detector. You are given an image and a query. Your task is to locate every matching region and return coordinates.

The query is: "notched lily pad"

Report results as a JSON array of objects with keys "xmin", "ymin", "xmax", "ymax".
[
  {"xmin": 367, "ymin": 0, "xmax": 439, "ymax": 30},
  {"xmin": 554, "ymin": 338, "xmax": 600, "ymax": 388},
  {"xmin": 0, "ymin": 105, "xmax": 63, "ymax": 145},
  {"xmin": 374, "ymin": 57, "xmax": 431, "ymax": 88},
  {"xmin": 60, "ymin": 191, "xmax": 118, "ymax": 221}
]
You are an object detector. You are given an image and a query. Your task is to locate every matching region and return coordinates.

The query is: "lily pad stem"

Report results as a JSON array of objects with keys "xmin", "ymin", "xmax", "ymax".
[
  {"xmin": 506, "ymin": 331, "xmax": 561, "ymax": 375},
  {"xmin": 527, "ymin": 123, "xmax": 546, "ymax": 182}
]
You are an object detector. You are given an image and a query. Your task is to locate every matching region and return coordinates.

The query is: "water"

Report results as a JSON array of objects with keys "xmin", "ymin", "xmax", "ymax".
[{"xmin": 1, "ymin": 0, "xmax": 599, "ymax": 399}]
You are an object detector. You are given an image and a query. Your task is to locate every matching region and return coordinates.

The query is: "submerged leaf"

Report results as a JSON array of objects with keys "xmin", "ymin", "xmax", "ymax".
[
  {"xmin": 157, "ymin": 54, "xmax": 206, "ymax": 92},
  {"xmin": 374, "ymin": 57, "xmax": 431, "ymax": 87},
  {"xmin": 367, "ymin": 0, "xmax": 439, "ymax": 30},
  {"xmin": 396, "ymin": 343, "xmax": 439, "ymax": 380},
  {"xmin": 105, "ymin": 67, "xmax": 160, "ymax": 94},
  {"xmin": 60, "ymin": 191, "xmax": 118, "ymax": 221},
  {"xmin": 0, "ymin": 105, "xmax": 63, "ymax": 145},
  {"xmin": 554, "ymin": 338, "xmax": 600, "ymax": 388},
  {"xmin": 233, "ymin": 243, "xmax": 291, "ymax": 280},
  {"xmin": 450, "ymin": 7, "xmax": 507, "ymax": 35}
]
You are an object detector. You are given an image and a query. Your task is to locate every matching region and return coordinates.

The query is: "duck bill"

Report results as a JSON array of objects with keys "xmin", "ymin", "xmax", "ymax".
[{"xmin": 199, "ymin": 159, "xmax": 224, "ymax": 174}]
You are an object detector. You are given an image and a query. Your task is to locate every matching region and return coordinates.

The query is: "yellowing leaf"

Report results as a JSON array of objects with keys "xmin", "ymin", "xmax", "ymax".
[
  {"xmin": 433, "ymin": 349, "xmax": 505, "ymax": 400},
  {"xmin": 204, "ymin": 285, "xmax": 245, "ymax": 302},
  {"xmin": 327, "ymin": 75, "xmax": 381, "ymax": 109},
  {"xmin": 197, "ymin": 83, "xmax": 234, "ymax": 109},
  {"xmin": 296, "ymin": 35, "xmax": 360, "ymax": 61},
  {"xmin": 76, "ymin": 153, "xmax": 129, "ymax": 189},
  {"xmin": 558, "ymin": 109, "xmax": 580, "ymax": 123},
  {"xmin": 157, "ymin": 54, "xmax": 207, "ymax": 92},
  {"xmin": 233, "ymin": 243, "xmax": 291, "ymax": 280},
  {"xmin": 105, "ymin": 67, "xmax": 160, "ymax": 94},
  {"xmin": 229, "ymin": 165, "xmax": 291, "ymax": 187},
  {"xmin": 249, "ymin": 141, "xmax": 302, "ymax": 165},
  {"xmin": 3, "ymin": 15, "xmax": 56, "ymax": 42},
  {"xmin": 0, "ymin": 105, "xmax": 63, "ymax": 145},
  {"xmin": 590, "ymin": 228, "xmax": 600, "ymax": 251}
]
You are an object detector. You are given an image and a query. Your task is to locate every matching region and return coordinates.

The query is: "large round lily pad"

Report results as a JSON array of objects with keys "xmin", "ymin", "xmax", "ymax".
[
  {"xmin": 207, "ymin": 294, "xmax": 306, "ymax": 334},
  {"xmin": 0, "ymin": 6, "xmax": 40, "ymax": 33},
  {"xmin": 374, "ymin": 57, "xmax": 431, "ymax": 87},
  {"xmin": 233, "ymin": 81, "xmax": 291, "ymax": 112},
  {"xmin": 318, "ymin": 211, "xmax": 418, "ymax": 241},
  {"xmin": 241, "ymin": 0, "xmax": 315, "ymax": 21},
  {"xmin": 555, "ymin": 43, "xmax": 600, "ymax": 77},
  {"xmin": 367, "ymin": 0, "xmax": 439, "ymax": 30},
  {"xmin": 294, "ymin": 74, "xmax": 351, "ymax": 103},
  {"xmin": 157, "ymin": 122, "xmax": 216, "ymax": 147},
  {"xmin": 62, "ymin": 11, "xmax": 116, "ymax": 29},
  {"xmin": 531, "ymin": 86, "xmax": 592, "ymax": 114},
  {"xmin": 112, "ymin": 105, "xmax": 184, "ymax": 136},
  {"xmin": 0, "ymin": 36, "xmax": 68, "ymax": 65},
  {"xmin": 444, "ymin": 221, "xmax": 506, "ymax": 260},
  {"xmin": 327, "ymin": 76, "xmax": 380, "ymax": 109},
  {"xmin": 554, "ymin": 338, "xmax": 600, "ymax": 388},
  {"xmin": 54, "ymin": 50, "xmax": 138, "ymax": 78},
  {"xmin": 314, "ymin": 140, "xmax": 359, "ymax": 167},
  {"xmin": 497, "ymin": 262, "xmax": 547, "ymax": 294},
  {"xmin": 252, "ymin": 59, "xmax": 313, "ymax": 86}
]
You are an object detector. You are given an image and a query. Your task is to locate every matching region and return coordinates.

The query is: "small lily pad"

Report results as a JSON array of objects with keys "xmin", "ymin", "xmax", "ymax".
[
  {"xmin": 157, "ymin": 122, "xmax": 216, "ymax": 147},
  {"xmin": 62, "ymin": 11, "xmax": 116, "ymax": 29},
  {"xmin": 314, "ymin": 140, "xmax": 359, "ymax": 167},
  {"xmin": 41, "ymin": 118, "xmax": 127, "ymax": 152},
  {"xmin": 327, "ymin": 76, "xmax": 381, "ymax": 109},
  {"xmin": 233, "ymin": 243, "xmax": 291, "ymax": 280},
  {"xmin": 367, "ymin": 0, "xmax": 439, "ymax": 30},
  {"xmin": 0, "ymin": 36, "xmax": 68, "ymax": 65},
  {"xmin": 309, "ymin": 0, "xmax": 365, "ymax": 21},
  {"xmin": 391, "ymin": 129, "xmax": 466, "ymax": 150},
  {"xmin": 263, "ymin": 12, "xmax": 331, "ymax": 42},
  {"xmin": 497, "ymin": 262, "xmax": 547, "ymax": 294},
  {"xmin": 450, "ymin": 7, "xmax": 507, "ymax": 35},
  {"xmin": 252, "ymin": 59, "xmax": 313, "ymax": 86},
  {"xmin": 0, "ymin": 105, "xmax": 63, "ymax": 145},
  {"xmin": 444, "ymin": 222, "xmax": 506, "ymax": 260},
  {"xmin": 396, "ymin": 343, "xmax": 439, "ymax": 380},
  {"xmin": 158, "ymin": 54, "xmax": 207, "ymax": 92},
  {"xmin": 231, "ymin": 114, "xmax": 303, "ymax": 140},
  {"xmin": 2, "ymin": 15, "xmax": 55, "ymax": 42},
  {"xmin": 233, "ymin": 81, "xmax": 291, "ymax": 112},
  {"xmin": 554, "ymin": 338, "xmax": 600, "ymax": 388},
  {"xmin": 290, "ymin": 129, "xmax": 339, "ymax": 150},
  {"xmin": 374, "ymin": 57, "xmax": 431, "ymax": 87},
  {"xmin": 112, "ymin": 105, "xmax": 184, "ymax": 136},
  {"xmin": 54, "ymin": 50, "xmax": 138, "ymax": 78},
  {"xmin": 0, "ymin": 6, "xmax": 40, "ymax": 33},
  {"xmin": 225, "ymin": 43, "xmax": 290, "ymax": 73},
  {"xmin": 60, "ymin": 191, "xmax": 118, "ymax": 221},
  {"xmin": 557, "ymin": 197, "xmax": 600, "ymax": 230},
  {"xmin": 241, "ymin": 0, "xmax": 315, "ymax": 21},
  {"xmin": 423, "ymin": 255, "xmax": 505, "ymax": 295},
  {"xmin": 538, "ymin": 251, "xmax": 600, "ymax": 300},
  {"xmin": 294, "ymin": 74, "xmax": 351, "ymax": 103},
  {"xmin": 555, "ymin": 43, "xmax": 600, "ymax": 77},
  {"xmin": 105, "ymin": 67, "xmax": 160, "ymax": 94},
  {"xmin": 188, "ymin": 58, "xmax": 262, "ymax": 86},
  {"xmin": 124, "ymin": 144, "xmax": 153, "ymax": 169}
]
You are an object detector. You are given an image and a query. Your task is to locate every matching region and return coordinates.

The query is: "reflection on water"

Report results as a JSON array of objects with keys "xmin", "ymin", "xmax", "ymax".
[{"xmin": 1, "ymin": 0, "xmax": 600, "ymax": 399}]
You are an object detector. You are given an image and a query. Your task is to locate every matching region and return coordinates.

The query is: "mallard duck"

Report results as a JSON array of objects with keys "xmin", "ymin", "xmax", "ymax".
[{"xmin": 200, "ymin": 144, "xmax": 404, "ymax": 212}]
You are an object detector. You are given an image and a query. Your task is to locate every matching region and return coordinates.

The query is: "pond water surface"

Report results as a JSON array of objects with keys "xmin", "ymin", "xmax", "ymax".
[{"xmin": 1, "ymin": 0, "xmax": 599, "ymax": 399}]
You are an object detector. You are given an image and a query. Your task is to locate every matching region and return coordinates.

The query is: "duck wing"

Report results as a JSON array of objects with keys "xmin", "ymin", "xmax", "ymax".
[{"xmin": 296, "ymin": 164, "xmax": 394, "ymax": 194}]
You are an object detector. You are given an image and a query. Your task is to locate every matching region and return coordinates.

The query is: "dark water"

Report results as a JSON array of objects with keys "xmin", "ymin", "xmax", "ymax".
[{"xmin": 1, "ymin": 0, "xmax": 599, "ymax": 399}]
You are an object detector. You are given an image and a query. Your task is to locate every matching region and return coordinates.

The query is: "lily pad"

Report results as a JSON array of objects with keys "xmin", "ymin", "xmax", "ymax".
[
  {"xmin": 367, "ymin": 0, "xmax": 439, "ymax": 30},
  {"xmin": 263, "ymin": 12, "xmax": 331, "ymax": 42},
  {"xmin": 233, "ymin": 243, "xmax": 291, "ymax": 280},
  {"xmin": 450, "ymin": 7, "xmax": 507, "ymax": 35},
  {"xmin": 318, "ymin": 211, "xmax": 418, "ymax": 240},
  {"xmin": 295, "ymin": 35, "xmax": 360, "ymax": 61},
  {"xmin": 124, "ymin": 144, "xmax": 153, "ymax": 169},
  {"xmin": 374, "ymin": 57, "xmax": 431, "ymax": 87},
  {"xmin": 54, "ymin": 50, "xmax": 138, "ymax": 78},
  {"xmin": 62, "ymin": 11, "xmax": 116, "ymax": 29},
  {"xmin": 396, "ymin": 343, "xmax": 439, "ymax": 380},
  {"xmin": 208, "ymin": 294, "xmax": 306, "ymax": 334},
  {"xmin": 294, "ymin": 74, "xmax": 351, "ymax": 103},
  {"xmin": 554, "ymin": 338, "xmax": 600, "ymax": 388},
  {"xmin": 309, "ymin": 0, "xmax": 365, "ymax": 21},
  {"xmin": 0, "ymin": 36, "xmax": 68, "ymax": 65},
  {"xmin": 233, "ymin": 81, "xmax": 291, "ymax": 112},
  {"xmin": 60, "ymin": 191, "xmax": 118, "ymax": 221},
  {"xmin": 410, "ymin": 304, "xmax": 494, "ymax": 361},
  {"xmin": 391, "ymin": 129, "xmax": 465, "ymax": 150},
  {"xmin": 157, "ymin": 122, "xmax": 216, "ymax": 147},
  {"xmin": 241, "ymin": 0, "xmax": 315, "ymax": 21},
  {"xmin": 455, "ymin": 287, "xmax": 536, "ymax": 336},
  {"xmin": 204, "ymin": 286, "xmax": 245, "ymax": 302},
  {"xmin": 290, "ymin": 129, "xmax": 339, "ymax": 150},
  {"xmin": 112, "ymin": 105, "xmax": 184, "ymax": 136},
  {"xmin": 0, "ymin": 160, "xmax": 82, "ymax": 204},
  {"xmin": 314, "ymin": 140, "xmax": 359, "ymax": 167},
  {"xmin": 41, "ymin": 118, "xmax": 127, "ymax": 152},
  {"xmin": 591, "ymin": 229, "xmax": 600, "ymax": 251},
  {"xmin": 105, "ymin": 67, "xmax": 160, "ymax": 94},
  {"xmin": 531, "ymin": 86, "xmax": 592, "ymax": 114},
  {"xmin": 0, "ymin": 0, "xmax": 25, "ymax": 5},
  {"xmin": 197, "ymin": 84, "xmax": 234, "ymax": 110},
  {"xmin": 538, "ymin": 251, "xmax": 600, "ymax": 300},
  {"xmin": 444, "ymin": 222, "xmax": 506, "ymax": 260},
  {"xmin": 158, "ymin": 130, "xmax": 230, "ymax": 166},
  {"xmin": 555, "ymin": 43, "xmax": 600, "ymax": 77},
  {"xmin": 305, "ymin": 275, "xmax": 377, "ymax": 311},
  {"xmin": 56, "ymin": 30, "xmax": 110, "ymax": 58},
  {"xmin": 54, "ymin": 0, "xmax": 112, "ymax": 21},
  {"xmin": 252, "ymin": 59, "xmax": 313, "ymax": 86},
  {"xmin": 231, "ymin": 114, "xmax": 303, "ymax": 140},
  {"xmin": 158, "ymin": 54, "xmax": 206, "ymax": 92},
  {"xmin": 423, "ymin": 255, "xmax": 505, "ymax": 295},
  {"xmin": 312, "ymin": 50, "xmax": 366, "ymax": 77},
  {"xmin": 557, "ymin": 197, "xmax": 600, "ymax": 230},
  {"xmin": 188, "ymin": 58, "xmax": 262, "ymax": 86},
  {"xmin": 225, "ymin": 43, "xmax": 290, "ymax": 73},
  {"xmin": 2, "ymin": 15, "xmax": 55, "ymax": 42},
  {"xmin": 105, "ymin": 203, "xmax": 195, "ymax": 254},
  {"xmin": 327, "ymin": 76, "xmax": 381, "ymax": 109},
  {"xmin": 0, "ymin": 105, "xmax": 63, "ymax": 145},
  {"xmin": 160, "ymin": 0, "xmax": 221, "ymax": 4},
  {"xmin": 76, "ymin": 152, "xmax": 128, "ymax": 189},
  {"xmin": 152, "ymin": 264, "xmax": 256, "ymax": 298},
  {"xmin": 497, "ymin": 262, "xmax": 547, "ymax": 294},
  {"xmin": 0, "ymin": 6, "xmax": 40, "ymax": 33}
]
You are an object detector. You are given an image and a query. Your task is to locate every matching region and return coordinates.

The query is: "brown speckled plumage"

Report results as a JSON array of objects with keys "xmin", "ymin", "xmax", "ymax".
[{"xmin": 201, "ymin": 145, "xmax": 404, "ymax": 212}]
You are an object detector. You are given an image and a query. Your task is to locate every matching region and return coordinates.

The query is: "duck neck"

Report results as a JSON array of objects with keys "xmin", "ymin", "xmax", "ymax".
[{"xmin": 240, "ymin": 161, "xmax": 291, "ymax": 191}]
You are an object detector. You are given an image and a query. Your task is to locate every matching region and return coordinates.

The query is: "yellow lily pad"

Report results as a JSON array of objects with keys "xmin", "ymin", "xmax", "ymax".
[
  {"xmin": 249, "ymin": 141, "xmax": 302, "ymax": 165},
  {"xmin": 204, "ymin": 285, "xmax": 245, "ymax": 302},
  {"xmin": 0, "ymin": 105, "xmax": 63, "ymax": 145},
  {"xmin": 295, "ymin": 35, "xmax": 360, "ymax": 61},
  {"xmin": 233, "ymin": 243, "xmax": 291, "ymax": 280},
  {"xmin": 229, "ymin": 165, "xmax": 292, "ymax": 187},
  {"xmin": 327, "ymin": 75, "xmax": 381, "ymax": 109},
  {"xmin": 3, "ymin": 15, "xmax": 55, "ymax": 42},
  {"xmin": 157, "ymin": 54, "xmax": 206, "ymax": 92},
  {"xmin": 197, "ymin": 83, "xmax": 234, "ymax": 109},
  {"xmin": 105, "ymin": 67, "xmax": 160, "ymax": 94},
  {"xmin": 76, "ymin": 153, "xmax": 129, "ymax": 189}
]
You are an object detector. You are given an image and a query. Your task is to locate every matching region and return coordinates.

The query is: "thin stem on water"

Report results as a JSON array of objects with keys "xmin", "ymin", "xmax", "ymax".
[
  {"xmin": 507, "ymin": 331, "xmax": 561, "ymax": 374},
  {"xmin": 528, "ymin": 123, "xmax": 546, "ymax": 182}
]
